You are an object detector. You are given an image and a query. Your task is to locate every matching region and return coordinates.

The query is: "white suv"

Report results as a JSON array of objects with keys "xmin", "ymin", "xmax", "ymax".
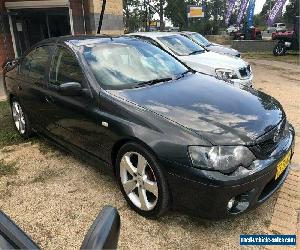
[
  {"xmin": 267, "ymin": 23, "xmax": 286, "ymax": 33},
  {"xmin": 129, "ymin": 32, "xmax": 253, "ymax": 88}
]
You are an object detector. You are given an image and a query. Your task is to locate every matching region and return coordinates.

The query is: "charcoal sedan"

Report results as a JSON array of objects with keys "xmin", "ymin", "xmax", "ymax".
[{"xmin": 3, "ymin": 36, "xmax": 295, "ymax": 219}]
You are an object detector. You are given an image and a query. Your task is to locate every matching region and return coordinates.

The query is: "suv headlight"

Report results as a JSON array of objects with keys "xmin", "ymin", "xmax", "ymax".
[
  {"xmin": 215, "ymin": 69, "xmax": 238, "ymax": 82},
  {"xmin": 188, "ymin": 146, "xmax": 255, "ymax": 174}
]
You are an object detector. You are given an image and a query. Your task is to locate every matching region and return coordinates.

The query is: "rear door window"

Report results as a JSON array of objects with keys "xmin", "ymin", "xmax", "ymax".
[{"xmin": 20, "ymin": 46, "xmax": 52, "ymax": 81}]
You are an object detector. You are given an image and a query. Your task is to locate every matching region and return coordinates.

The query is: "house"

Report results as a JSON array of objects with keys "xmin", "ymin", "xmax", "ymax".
[{"xmin": 0, "ymin": 0, "xmax": 124, "ymax": 66}]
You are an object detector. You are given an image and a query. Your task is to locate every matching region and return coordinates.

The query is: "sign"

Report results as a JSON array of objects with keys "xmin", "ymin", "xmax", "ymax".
[
  {"xmin": 225, "ymin": 0, "xmax": 237, "ymax": 25},
  {"xmin": 267, "ymin": 0, "xmax": 288, "ymax": 26},
  {"xmin": 246, "ymin": 0, "xmax": 256, "ymax": 27},
  {"xmin": 236, "ymin": 0, "xmax": 249, "ymax": 26},
  {"xmin": 187, "ymin": 6, "xmax": 204, "ymax": 18}
]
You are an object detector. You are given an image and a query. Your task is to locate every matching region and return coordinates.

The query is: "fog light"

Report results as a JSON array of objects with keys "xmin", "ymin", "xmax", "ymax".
[{"xmin": 227, "ymin": 198, "xmax": 235, "ymax": 210}]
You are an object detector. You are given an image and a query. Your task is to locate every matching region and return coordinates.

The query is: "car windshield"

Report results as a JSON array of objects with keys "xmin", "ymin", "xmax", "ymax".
[
  {"xmin": 157, "ymin": 35, "xmax": 205, "ymax": 56},
  {"xmin": 83, "ymin": 40, "xmax": 188, "ymax": 89},
  {"xmin": 190, "ymin": 33, "xmax": 212, "ymax": 47}
]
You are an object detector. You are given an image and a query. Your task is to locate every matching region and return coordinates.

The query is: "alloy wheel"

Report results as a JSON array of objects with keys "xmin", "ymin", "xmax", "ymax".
[
  {"xmin": 120, "ymin": 152, "xmax": 158, "ymax": 211},
  {"xmin": 12, "ymin": 101, "xmax": 26, "ymax": 135}
]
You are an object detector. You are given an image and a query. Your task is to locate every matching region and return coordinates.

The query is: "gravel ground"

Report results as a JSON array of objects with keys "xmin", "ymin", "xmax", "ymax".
[{"xmin": 0, "ymin": 56, "xmax": 299, "ymax": 250}]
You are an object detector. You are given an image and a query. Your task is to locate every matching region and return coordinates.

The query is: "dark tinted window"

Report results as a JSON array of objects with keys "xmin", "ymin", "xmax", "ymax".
[
  {"xmin": 50, "ymin": 47, "xmax": 83, "ymax": 86},
  {"xmin": 20, "ymin": 46, "xmax": 52, "ymax": 80}
]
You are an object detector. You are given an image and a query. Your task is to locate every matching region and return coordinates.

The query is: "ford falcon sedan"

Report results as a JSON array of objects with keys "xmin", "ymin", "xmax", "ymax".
[{"xmin": 3, "ymin": 36, "xmax": 295, "ymax": 219}]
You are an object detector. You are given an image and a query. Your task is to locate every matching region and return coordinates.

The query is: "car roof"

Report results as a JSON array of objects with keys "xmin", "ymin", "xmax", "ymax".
[
  {"xmin": 35, "ymin": 35, "xmax": 139, "ymax": 47},
  {"xmin": 129, "ymin": 32, "xmax": 183, "ymax": 38},
  {"xmin": 180, "ymin": 31, "xmax": 195, "ymax": 35}
]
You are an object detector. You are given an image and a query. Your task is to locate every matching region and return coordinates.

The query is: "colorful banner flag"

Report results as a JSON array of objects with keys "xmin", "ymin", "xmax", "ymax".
[
  {"xmin": 236, "ymin": 0, "xmax": 249, "ymax": 26},
  {"xmin": 267, "ymin": 0, "xmax": 288, "ymax": 26},
  {"xmin": 246, "ymin": 0, "xmax": 256, "ymax": 27},
  {"xmin": 225, "ymin": 0, "xmax": 237, "ymax": 25}
]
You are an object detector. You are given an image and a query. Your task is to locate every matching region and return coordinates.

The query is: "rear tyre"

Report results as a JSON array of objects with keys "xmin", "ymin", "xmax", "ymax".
[
  {"xmin": 273, "ymin": 43, "xmax": 286, "ymax": 56},
  {"xmin": 116, "ymin": 142, "xmax": 170, "ymax": 218},
  {"xmin": 10, "ymin": 98, "xmax": 32, "ymax": 138}
]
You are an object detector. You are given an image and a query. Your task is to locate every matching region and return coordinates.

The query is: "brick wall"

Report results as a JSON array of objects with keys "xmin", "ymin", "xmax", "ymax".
[
  {"xmin": 0, "ymin": 0, "xmax": 15, "ymax": 70},
  {"xmin": 0, "ymin": 0, "xmax": 124, "ymax": 68},
  {"xmin": 87, "ymin": 0, "xmax": 124, "ymax": 35}
]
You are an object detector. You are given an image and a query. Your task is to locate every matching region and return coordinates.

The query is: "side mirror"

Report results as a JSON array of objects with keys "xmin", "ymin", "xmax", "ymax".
[
  {"xmin": 80, "ymin": 206, "xmax": 121, "ymax": 250},
  {"xmin": 59, "ymin": 82, "xmax": 83, "ymax": 96},
  {"xmin": 0, "ymin": 211, "xmax": 40, "ymax": 250}
]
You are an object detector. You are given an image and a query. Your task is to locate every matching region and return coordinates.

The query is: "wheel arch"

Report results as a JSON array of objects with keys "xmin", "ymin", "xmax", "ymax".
[{"xmin": 111, "ymin": 136, "xmax": 158, "ymax": 175}]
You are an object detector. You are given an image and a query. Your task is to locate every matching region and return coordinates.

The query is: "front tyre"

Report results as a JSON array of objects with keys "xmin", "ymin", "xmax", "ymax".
[
  {"xmin": 116, "ymin": 142, "xmax": 170, "ymax": 218},
  {"xmin": 11, "ymin": 98, "xmax": 32, "ymax": 138}
]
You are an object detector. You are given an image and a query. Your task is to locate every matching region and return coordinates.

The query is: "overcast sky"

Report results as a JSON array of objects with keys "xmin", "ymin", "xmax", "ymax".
[{"xmin": 254, "ymin": 0, "xmax": 290, "ymax": 14}]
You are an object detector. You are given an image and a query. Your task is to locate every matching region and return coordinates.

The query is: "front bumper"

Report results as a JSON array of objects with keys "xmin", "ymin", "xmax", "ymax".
[{"xmin": 162, "ymin": 130, "xmax": 295, "ymax": 219}]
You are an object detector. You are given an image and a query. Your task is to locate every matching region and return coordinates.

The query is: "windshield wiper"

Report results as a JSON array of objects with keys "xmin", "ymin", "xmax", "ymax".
[
  {"xmin": 189, "ymin": 50, "xmax": 204, "ymax": 55},
  {"xmin": 175, "ymin": 70, "xmax": 191, "ymax": 80},
  {"xmin": 135, "ymin": 77, "xmax": 173, "ymax": 88}
]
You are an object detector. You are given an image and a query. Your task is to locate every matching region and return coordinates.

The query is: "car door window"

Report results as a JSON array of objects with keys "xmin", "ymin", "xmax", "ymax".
[
  {"xmin": 20, "ymin": 46, "xmax": 52, "ymax": 80},
  {"xmin": 50, "ymin": 47, "xmax": 84, "ymax": 86}
]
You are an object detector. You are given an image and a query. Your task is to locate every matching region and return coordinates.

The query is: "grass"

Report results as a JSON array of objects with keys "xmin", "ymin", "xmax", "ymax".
[
  {"xmin": 0, "ymin": 101, "xmax": 24, "ymax": 148},
  {"xmin": 31, "ymin": 169, "xmax": 62, "ymax": 183},
  {"xmin": 0, "ymin": 159, "xmax": 18, "ymax": 177},
  {"xmin": 243, "ymin": 52, "xmax": 300, "ymax": 65}
]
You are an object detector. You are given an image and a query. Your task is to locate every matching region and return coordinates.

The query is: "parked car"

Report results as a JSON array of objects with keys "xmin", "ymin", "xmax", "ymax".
[
  {"xmin": 0, "ymin": 206, "xmax": 120, "ymax": 250},
  {"xmin": 227, "ymin": 25, "xmax": 240, "ymax": 34},
  {"xmin": 267, "ymin": 23, "xmax": 287, "ymax": 33},
  {"xmin": 129, "ymin": 32, "xmax": 253, "ymax": 88},
  {"xmin": 232, "ymin": 26, "xmax": 263, "ymax": 40},
  {"xmin": 272, "ymin": 17, "xmax": 299, "ymax": 56},
  {"xmin": 3, "ymin": 36, "xmax": 295, "ymax": 219},
  {"xmin": 181, "ymin": 31, "xmax": 241, "ymax": 57}
]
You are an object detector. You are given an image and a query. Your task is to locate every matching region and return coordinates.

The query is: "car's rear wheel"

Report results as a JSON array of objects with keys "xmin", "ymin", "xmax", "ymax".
[
  {"xmin": 11, "ymin": 98, "xmax": 32, "ymax": 138},
  {"xmin": 116, "ymin": 142, "xmax": 170, "ymax": 218}
]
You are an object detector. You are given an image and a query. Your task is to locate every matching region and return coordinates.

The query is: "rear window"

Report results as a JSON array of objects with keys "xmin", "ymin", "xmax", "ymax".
[{"xmin": 278, "ymin": 24, "xmax": 285, "ymax": 27}]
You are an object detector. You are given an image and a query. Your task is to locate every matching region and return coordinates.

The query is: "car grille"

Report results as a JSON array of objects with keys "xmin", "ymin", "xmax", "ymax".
[
  {"xmin": 249, "ymin": 119, "xmax": 287, "ymax": 159},
  {"xmin": 239, "ymin": 65, "xmax": 252, "ymax": 78}
]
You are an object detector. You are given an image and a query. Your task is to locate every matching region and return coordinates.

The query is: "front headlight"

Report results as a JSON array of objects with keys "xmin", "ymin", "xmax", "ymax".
[
  {"xmin": 188, "ymin": 146, "xmax": 255, "ymax": 174},
  {"xmin": 215, "ymin": 69, "xmax": 238, "ymax": 82}
]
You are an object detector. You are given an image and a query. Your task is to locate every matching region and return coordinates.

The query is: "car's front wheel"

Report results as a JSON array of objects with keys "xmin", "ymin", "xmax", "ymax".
[
  {"xmin": 116, "ymin": 142, "xmax": 170, "ymax": 218},
  {"xmin": 11, "ymin": 98, "xmax": 32, "ymax": 138}
]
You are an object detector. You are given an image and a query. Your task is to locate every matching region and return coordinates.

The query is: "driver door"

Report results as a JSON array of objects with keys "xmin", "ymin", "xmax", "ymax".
[{"xmin": 44, "ymin": 46, "xmax": 104, "ymax": 157}]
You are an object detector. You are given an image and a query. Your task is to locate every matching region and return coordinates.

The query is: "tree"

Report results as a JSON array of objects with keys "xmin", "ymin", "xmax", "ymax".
[
  {"xmin": 165, "ymin": 0, "xmax": 187, "ymax": 29},
  {"xmin": 260, "ymin": 0, "xmax": 276, "ymax": 20},
  {"xmin": 284, "ymin": 0, "xmax": 299, "ymax": 24}
]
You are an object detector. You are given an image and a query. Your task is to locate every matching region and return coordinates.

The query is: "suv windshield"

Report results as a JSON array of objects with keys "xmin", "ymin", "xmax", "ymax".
[
  {"xmin": 157, "ymin": 35, "xmax": 205, "ymax": 56},
  {"xmin": 83, "ymin": 40, "xmax": 188, "ymax": 89},
  {"xmin": 190, "ymin": 33, "xmax": 211, "ymax": 47}
]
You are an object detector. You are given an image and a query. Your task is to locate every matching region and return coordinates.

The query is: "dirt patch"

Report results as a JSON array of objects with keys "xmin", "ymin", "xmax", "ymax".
[
  {"xmin": 0, "ymin": 142, "xmax": 276, "ymax": 250},
  {"xmin": 251, "ymin": 60, "xmax": 300, "ymax": 163}
]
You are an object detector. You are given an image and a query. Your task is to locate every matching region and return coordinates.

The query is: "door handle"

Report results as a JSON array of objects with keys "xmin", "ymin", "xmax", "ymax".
[{"xmin": 18, "ymin": 85, "xmax": 22, "ymax": 91}]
